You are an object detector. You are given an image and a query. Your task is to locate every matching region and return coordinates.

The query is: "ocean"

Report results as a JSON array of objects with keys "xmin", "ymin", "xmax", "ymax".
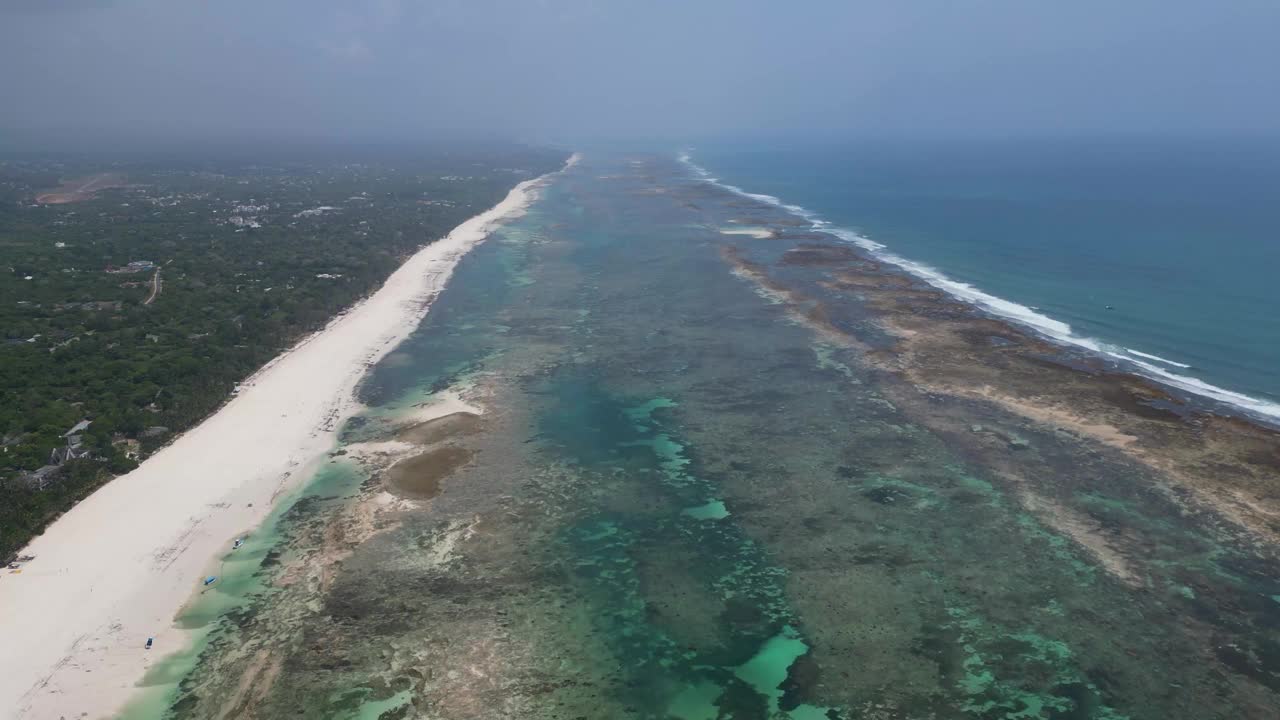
[
  {"xmin": 136, "ymin": 151, "xmax": 1280, "ymax": 719},
  {"xmin": 685, "ymin": 137, "xmax": 1280, "ymax": 422}
]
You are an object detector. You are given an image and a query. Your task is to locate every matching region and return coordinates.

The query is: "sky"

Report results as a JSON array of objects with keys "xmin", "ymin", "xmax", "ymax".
[{"xmin": 3, "ymin": 0, "xmax": 1279, "ymax": 144}]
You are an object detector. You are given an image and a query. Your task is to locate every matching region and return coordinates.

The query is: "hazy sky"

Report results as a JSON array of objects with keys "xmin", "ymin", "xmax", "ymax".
[{"xmin": 3, "ymin": 0, "xmax": 1278, "ymax": 143}]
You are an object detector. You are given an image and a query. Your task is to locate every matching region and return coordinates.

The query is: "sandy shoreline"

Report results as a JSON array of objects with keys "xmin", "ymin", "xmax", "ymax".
[{"xmin": 0, "ymin": 154, "xmax": 575, "ymax": 720}]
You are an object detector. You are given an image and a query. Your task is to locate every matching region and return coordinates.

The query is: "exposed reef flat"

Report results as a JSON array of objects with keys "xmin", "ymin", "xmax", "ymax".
[
  {"xmin": 395, "ymin": 411, "xmax": 484, "ymax": 446},
  {"xmin": 135, "ymin": 154, "xmax": 1280, "ymax": 720},
  {"xmin": 711, "ymin": 213, "xmax": 1280, "ymax": 715},
  {"xmin": 728, "ymin": 241, "xmax": 1280, "ymax": 547},
  {"xmin": 385, "ymin": 447, "xmax": 478, "ymax": 499}
]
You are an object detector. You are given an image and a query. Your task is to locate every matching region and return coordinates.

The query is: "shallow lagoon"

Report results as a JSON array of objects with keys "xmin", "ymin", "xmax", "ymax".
[{"xmin": 142, "ymin": 155, "xmax": 1280, "ymax": 720}]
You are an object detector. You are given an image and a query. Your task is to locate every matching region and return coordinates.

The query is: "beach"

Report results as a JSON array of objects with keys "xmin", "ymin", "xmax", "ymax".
[
  {"xmin": 129, "ymin": 153, "xmax": 1279, "ymax": 719},
  {"xmin": 0, "ymin": 155, "xmax": 573, "ymax": 720}
]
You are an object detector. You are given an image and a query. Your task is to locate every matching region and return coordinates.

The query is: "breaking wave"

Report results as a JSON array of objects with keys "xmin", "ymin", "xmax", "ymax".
[{"xmin": 680, "ymin": 151, "xmax": 1280, "ymax": 423}]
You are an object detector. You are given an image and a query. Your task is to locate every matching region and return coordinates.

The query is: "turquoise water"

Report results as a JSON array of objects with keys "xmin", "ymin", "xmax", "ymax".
[
  {"xmin": 142, "ymin": 153, "xmax": 1280, "ymax": 720},
  {"xmin": 687, "ymin": 137, "xmax": 1280, "ymax": 421},
  {"xmin": 118, "ymin": 459, "xmax": 368, "ymax": 717}
]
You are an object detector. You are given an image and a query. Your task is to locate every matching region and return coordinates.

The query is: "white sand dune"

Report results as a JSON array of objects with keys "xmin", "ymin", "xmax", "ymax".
[{"xmin": 0, "ymin": 154, "xmax": 576, "ymax": 720}]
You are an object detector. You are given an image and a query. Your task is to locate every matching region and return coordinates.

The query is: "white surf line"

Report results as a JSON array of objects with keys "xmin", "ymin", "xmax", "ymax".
[
  {"xmin": 0, "ymin": 153, "xmax": 578, "ymax": 720},
  {"xmin": 678, "ymin": 151, "xmax": 1280, "ymax": 424},
  {"xmin": 1124, "ymin": 348, "xmax": 1192, "ymax": 369}
]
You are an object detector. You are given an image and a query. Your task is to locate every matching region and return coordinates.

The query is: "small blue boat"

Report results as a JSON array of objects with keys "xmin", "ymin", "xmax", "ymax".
[
  {"xmin": 203, "ymin": 575, "xmax": 217, "ymax": 586},
  {"xmin": 145, "ymin": 637, "xmax": 154, "ymax": 650}
]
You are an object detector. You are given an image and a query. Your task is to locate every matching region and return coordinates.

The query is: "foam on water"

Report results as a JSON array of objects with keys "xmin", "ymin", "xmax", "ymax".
[
  {"xmin": 1124, "ymin": 348, "xmax": 1192, "ymax": 369},
  {"xmin": 680, "ymin": 151, "xmax": 1280, "ymax": 423}
]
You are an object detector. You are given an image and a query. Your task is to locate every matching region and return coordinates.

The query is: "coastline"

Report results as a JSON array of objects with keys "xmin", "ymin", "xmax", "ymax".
[
  {"xmin": 0, "ymin": 153, "xmax": 576, "ymax": 720},
  {"xmin": 687, "ymin": 153, "xmax": 1280, "ymax": 545},
  {"xmin": 66, "ymin": 151, "xmax": 1279, "ymax": 718},
  {"xmin": 681, "ymin": 152, "xmax": 1280, "ymax": 427}
]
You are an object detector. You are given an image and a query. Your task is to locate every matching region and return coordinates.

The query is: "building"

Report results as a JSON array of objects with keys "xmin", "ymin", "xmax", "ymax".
[
  {"xmin": 49, "ymin": 420, "xmax": 92, "ymax": 465},
  {"xmin": 106, "ymin": 260, "xmax": 155, "ymax": 274}
]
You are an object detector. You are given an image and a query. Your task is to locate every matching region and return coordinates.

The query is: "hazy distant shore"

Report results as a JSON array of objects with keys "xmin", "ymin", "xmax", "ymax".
[{"xmin": 0, "ymin": 154, "xmax": 577, "ymax": 720}]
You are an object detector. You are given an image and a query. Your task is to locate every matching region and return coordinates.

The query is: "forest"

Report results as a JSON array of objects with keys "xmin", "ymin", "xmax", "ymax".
[{"xmin": 0, "ymin": 144, "xmax": 566, "ymax": 558}]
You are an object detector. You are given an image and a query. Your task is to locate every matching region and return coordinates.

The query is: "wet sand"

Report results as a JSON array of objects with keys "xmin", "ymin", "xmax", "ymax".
[{"xmin": 385, "ymin": 447, "xmax": 478, "ymax": 499}]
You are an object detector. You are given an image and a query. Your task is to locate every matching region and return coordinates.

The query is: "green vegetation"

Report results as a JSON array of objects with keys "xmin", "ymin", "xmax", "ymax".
[{"xmin": 0, "ymin": 145, "xmax": 566, "ymax": 558}]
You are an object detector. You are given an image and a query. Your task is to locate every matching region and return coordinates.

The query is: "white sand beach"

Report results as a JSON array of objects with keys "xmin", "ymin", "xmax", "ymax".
[{"xmin": 0, "ymin": 155, "xmax": 575, "ymax": 720}]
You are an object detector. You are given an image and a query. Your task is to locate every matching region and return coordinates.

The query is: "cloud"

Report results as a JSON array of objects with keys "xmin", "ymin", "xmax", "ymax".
[{"xmin": 3, "ymin": 0, "xmax": 1279, "ymax": 139}]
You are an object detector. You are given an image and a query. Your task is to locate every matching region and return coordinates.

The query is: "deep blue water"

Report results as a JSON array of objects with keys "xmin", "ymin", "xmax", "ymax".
[{"xmin": 687, "ymin": 137, "xmax": 1280, "ymax": 420}]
